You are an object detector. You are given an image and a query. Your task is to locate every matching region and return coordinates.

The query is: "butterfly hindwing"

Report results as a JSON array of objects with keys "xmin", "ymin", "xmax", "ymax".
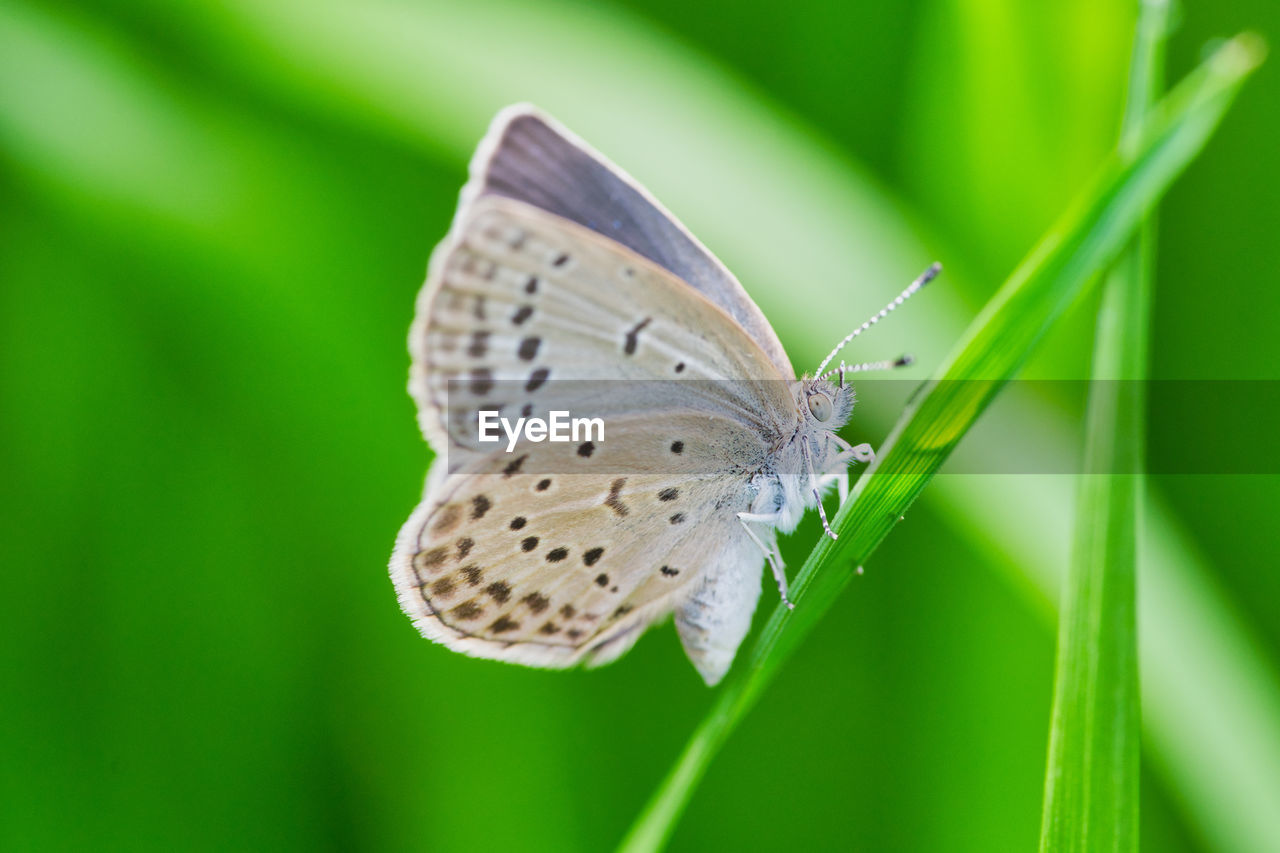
[{"xmin": 390, "ymin": 412, "xmax": 766, "ymax": 680}]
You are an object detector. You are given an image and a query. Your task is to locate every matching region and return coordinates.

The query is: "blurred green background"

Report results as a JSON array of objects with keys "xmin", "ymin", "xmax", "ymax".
[{"xmin": 2, "ymin": 0, "xmax": 1277, "ymax": 850}]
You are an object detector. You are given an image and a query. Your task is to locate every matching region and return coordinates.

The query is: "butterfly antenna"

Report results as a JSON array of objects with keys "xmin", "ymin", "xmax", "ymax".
[
  {"xmin": 814, "ymin": 262, "xmax": 941, "ymax": 377},
  {"xmin": 826, "ymin": 355, "xmax": 914, "ymax": 386}
]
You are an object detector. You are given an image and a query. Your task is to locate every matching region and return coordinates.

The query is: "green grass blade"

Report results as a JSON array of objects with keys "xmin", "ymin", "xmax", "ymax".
[
  {"xmin": 1038, "ymin": 3, "xmax": 1167, "ymax": 849},
  {"xmin": 618, "ymin": 34, "xmax": 1263, "ymax": 853}
]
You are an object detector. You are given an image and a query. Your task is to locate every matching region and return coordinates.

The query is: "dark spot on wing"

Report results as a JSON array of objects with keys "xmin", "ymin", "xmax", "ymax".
[
  {"xmin": 456, "ymin": 537, "xmax": 474, "ymax": 560},
  {"xmin": 430, "ymin": 577, "xmax": 456, "ymax": 597},
  {"xmin": 431, "ymin": 504, "xmax": 462, "ymax": 534},
  {"xmin": 451, "ymin": 599, "xmax": 484, "ymax": 620},
  {"xmin": 511, "ymin": 305, "xmax": 534, "ymax": 325},
  {"xmin": 552, "ymin": 252, "xmax": 569, "ymax": 267},
  {"xmin": 595, "ymin": 573, "xmax": 609, "ymax": 587},
  {"xmin": 670, "ymin": 441, "xmax": 684, "ymax": 454},
  {"xmin": 546, "ymin": 547, "xmax": 569, "ymax": 563},
  {"xmin": 613, "ymin": 605, "xmax": 634, "ymax": 618},
  {"xmin": 510, "ymin": 516, "xmax": 527, "ymax": 530},
  {"xmin": 669, "ymin": 512, "xmax": 686, "ymax": 524},
  {"xmin": 539, "ymin": 622, "xmax": 560, "ymax": 635},
  {"xmin": 485, "ymin": 582, "xmax": 511, "ymax": 604},
  {"xmin": 567, "ymin": 628, "xmax": 583, "ymax": 640},
  {"xmin": 467, "ymin": 331, "xmax": 489, "ymax": 358},
  {"xmin": 518, "ymin": 337, "xmax": 541, "ymax": 361},
  {"xmin": 658, "ymin": 488, "xmax": 679, "ymax": 502},
  {"xmin": 471, "ymin": 494, "xmax": 492, "ymax": 519},
  {"xmin": 459, "ymin": 565, "xmax": 483, "ymax": 586},
  {"xmin": 521, "ymin": 403, "xmax": 533, "ymax": 418},
  {"xmin": 490, "ymin": 616, "xmax": 520, "ymax": 634},
  {"xmin": 503, "ymin": 455, "xmax": 527, "ymax": 477},
  {"xmin": 582, "ymin": 547, "xmax": 604, "ymax": 566},
  {"xmin": 524, "ymin": 275, "xmax": 538, "ymax": 294},
  {"xmin": 660, "ymin": 566, "xmax": 679, "ymax": 577},
  {"xmin": 674, "ymin": 362, "xmax": 686, "ymax": 373},
  {"xmin": 560, "ymin": 604, "xmax": 576, "ymax": 619},
  {"xmin": 521, "ymin": 536, "xmax": 539, "ymax": 551},
  {"xmin": 526, "ymin": 368, "xmax": 550, "ymax": 392},
  {"xmin": 577, "ymin": 441, "xmax": 594, "ymax": 458},
  {"xmin": 415, "ymin": 546, "xmax": 449, "ymax": 573},
  {"xmin": 623, "ymin": 317, "xmax": 652, "ymax": 355},
  {"xmin": 522, "ymin": 592, "xmax": 550, "ymax": 614},
  {"xmin": 536, "ymin": 478, "xmax": 552, "ymax": 492},
  {"xmin": 604, "ymin": 478, "xmax": 629, "ymax": 517},
  {"xmin": 470, "ymin": 368, "xmax": 493, "ymax": 396}
]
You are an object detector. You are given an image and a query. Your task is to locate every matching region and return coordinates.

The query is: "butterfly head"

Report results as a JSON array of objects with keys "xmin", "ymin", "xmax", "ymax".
[{"xmin": 798, "ymin": 375, "xmax": 855, "ymax": 431}]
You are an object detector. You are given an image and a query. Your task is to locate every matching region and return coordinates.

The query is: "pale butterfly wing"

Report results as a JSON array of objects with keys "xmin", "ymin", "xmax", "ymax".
[
  {"xmin": 394, "ymin": 195, "xmax": 794, "ymax": 684},
  {"xmin": 410, "ymin": 195, "xmax": 795, "ymax": 462},
  {"xmin": 392, "ymin": 107, "xmax": 808, "ymax": 685},
  {"xmin": 463, "ymin": 104, "xmax": 795, "ymax": 380},
  {"xmin": 390, "ymin": 412, "xmax": 766, "ymax": 682}
]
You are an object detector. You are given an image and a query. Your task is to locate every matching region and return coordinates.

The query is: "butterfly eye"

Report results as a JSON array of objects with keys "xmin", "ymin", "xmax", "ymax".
[{"xmin": 808, "ymin": 392, "xmax": 833, "ymax": 422}]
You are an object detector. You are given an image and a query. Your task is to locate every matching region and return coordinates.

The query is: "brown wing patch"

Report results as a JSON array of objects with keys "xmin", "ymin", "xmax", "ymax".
[{"xmin": 395, "ymin": 450, "xmax": 758, "ymax": 662}]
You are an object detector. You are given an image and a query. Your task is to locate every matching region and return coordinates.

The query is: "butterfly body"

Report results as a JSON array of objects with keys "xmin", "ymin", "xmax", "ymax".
[
  {"xmin": 748, "ymin": 376, "xmax": 856, "ymax": 531},
  {"xmin": 391, "ymin": 105, "xmax": 874, "ymax": 685}
]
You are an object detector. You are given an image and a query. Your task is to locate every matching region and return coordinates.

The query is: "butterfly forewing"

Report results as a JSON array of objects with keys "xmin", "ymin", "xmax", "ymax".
[
  {"xmin": 411, "ymin": 196, "xmax": 794, "ymax": 459},
  {"xmin": 469, "ymin": 106, "xmax": 795, "ymax": 380}
]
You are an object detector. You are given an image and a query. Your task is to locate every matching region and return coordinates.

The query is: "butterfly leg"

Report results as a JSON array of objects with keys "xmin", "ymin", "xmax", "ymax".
[
  {"xmin": 817, "ymin": 470, "xmax": 849, "ymax": 505},
  {"xmin": 802, "ymin": 437, "xmax": 838, "ymax": 541},
  {"xmin": 736, "ymin": 512, "xmax": 794, "ymax": 610},
  {"xmin": 831, "ymin": 434, "xmax": 875, "ymax": 465}
]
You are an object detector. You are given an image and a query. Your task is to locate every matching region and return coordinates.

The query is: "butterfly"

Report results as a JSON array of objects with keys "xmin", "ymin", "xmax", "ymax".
[{"xmin": 389, "ymin": 104, "xmax": 937, "ymax": 685}]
